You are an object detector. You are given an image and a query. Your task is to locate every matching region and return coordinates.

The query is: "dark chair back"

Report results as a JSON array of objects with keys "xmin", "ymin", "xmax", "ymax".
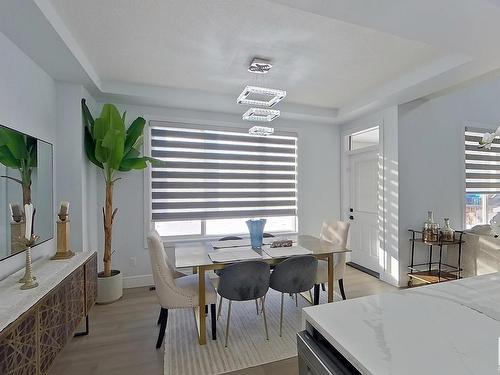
[
  {"xmin": 217, "ymin": 261, "xmax": 270, "ymax": 301},
  {"xmin": 219, "ymin": 236, "xmax": 243, "ymax": 241},
  {"xmin": 270, "ymin": 255, "xmax": 318, "ymax": 294}
]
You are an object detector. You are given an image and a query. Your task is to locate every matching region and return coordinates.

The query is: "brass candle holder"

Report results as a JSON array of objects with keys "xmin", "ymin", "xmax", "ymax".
[
  {"xmin": 10, "ymin": 221, "xmax": 26, "ymax": 255},
  {"xmin": 19, "ymin": 235, "xmax": 39, "ymax": 290},
  {"xmin": 51, "ymin": 212, "xmax": 74, "ymax": 260}
]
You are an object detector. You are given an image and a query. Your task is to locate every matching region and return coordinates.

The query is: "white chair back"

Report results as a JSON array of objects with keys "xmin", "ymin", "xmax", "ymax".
[
  {"xmin": 320, "ymin": 221, "xmax": 350, "ymax": 248},
  {"xmin": 147, "ymin": 230, "xmax": 194, "ymax": 308},
  {"xmin": 320, "ymin": 221, "xmax": 350, "ymax": 280}
]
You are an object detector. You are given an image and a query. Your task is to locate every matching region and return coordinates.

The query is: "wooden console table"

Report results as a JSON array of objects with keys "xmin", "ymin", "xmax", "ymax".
[{"xmin": 0, "ymin": 251, "xmax": 97, "ymax": 375}]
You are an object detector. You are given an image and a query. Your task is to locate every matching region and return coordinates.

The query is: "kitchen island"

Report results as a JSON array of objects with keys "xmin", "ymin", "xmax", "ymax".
[{"xmin": 300, "ymin": 272, "xmax": 500, "ymax": 374}]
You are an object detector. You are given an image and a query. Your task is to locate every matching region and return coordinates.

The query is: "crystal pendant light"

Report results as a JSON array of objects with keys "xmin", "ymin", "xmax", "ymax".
[
  {"xmin": 248, "ymin": 126, "xmax": 275, "ymax": 136},
  {"xmin": 242, "ymin": 108, "xmax": 280, "ymax": 122},
  {"xmin": 237, "ymin": 86, "xmax": 286, "ymax": 107}
]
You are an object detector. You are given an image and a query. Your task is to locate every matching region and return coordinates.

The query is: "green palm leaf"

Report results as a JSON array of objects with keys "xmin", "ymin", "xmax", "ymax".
[
  {"xmin": 82, "ymin": 101, "xmax": 161, "ymax": 181},
  {"xmin": 0, "ymin": 145, "xmax": 21, "ymax": 168}
]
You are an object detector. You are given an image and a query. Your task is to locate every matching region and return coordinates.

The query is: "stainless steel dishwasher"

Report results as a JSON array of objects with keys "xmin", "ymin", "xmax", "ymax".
[{"xmin": 297, "ymin": 323, "xmax": 361, "ymax": 375}]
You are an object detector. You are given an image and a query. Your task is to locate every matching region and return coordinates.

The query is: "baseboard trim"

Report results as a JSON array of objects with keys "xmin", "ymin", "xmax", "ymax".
[
  {"xmin": 123, "ymin": 274, "xmax": 154, "ymax": 289},
  {"xmin": 346, "ymin": 262, "xmax": 380, "ymax": 279}
]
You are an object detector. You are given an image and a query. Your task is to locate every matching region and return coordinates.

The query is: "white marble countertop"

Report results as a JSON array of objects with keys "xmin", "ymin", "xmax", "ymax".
[
  {"xmin": 0, "ymin": 251, "xmax": 96, "ymax": 332},
  {"xmin": 303, "ymin": 273, "xmax": 500, "ymax": 374}
]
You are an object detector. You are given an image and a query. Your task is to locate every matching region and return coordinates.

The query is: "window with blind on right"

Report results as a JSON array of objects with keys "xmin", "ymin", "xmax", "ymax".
[{"xmin": 465, "ymin": 127, "xmax": 500, "ymax": 228}]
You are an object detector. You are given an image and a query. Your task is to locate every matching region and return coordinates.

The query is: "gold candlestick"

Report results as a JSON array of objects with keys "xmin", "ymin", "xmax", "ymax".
[
  {"xmin": 19, "ymin": 235, "xmax": 39, "ymax": 289},
  {"xmin": 51, "ymin": 217, "xmax": 74, "ymax": 260}
]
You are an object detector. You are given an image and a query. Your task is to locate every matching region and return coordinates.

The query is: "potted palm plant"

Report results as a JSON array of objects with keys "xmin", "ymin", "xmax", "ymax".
[{"xmin": 82, "ymin": 99, "xmax": 160, "ymax": 303}]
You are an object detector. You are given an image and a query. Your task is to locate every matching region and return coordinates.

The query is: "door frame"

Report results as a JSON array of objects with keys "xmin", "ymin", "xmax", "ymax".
[{"xmin": 341, "ymin": 124, "xmax": 382, "ymax": 277}]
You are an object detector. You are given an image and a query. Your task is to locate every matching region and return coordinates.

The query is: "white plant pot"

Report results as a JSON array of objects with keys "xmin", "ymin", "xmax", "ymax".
[{"xmin": 97, "ymin": 270, "xmax": 123, "ymax": 304}]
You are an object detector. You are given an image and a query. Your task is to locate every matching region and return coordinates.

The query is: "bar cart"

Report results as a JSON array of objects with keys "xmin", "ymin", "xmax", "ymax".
[{"xmin": 407, "ymin": 229, "xmax": 465, "ymax": 287}]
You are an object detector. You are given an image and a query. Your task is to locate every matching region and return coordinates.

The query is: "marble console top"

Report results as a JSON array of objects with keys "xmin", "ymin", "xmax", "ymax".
[
  {"xmin": 303, "ymin": 273, "xmax": 500, "ymax": 375},
  {"xmin": 0, "ymin": 251, "xmax": 96, "ymax": 332}
]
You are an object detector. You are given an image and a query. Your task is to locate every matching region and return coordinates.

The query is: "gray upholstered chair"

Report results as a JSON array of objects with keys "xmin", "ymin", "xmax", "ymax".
[
  {"xmin": 147, "ymin": 231, "xmax": 217, "ymax": 348},
  {"xmin": 211, "ymin": 236, "xmax": 262, "ymax": 319},
  {"xmin": 217, "ymin": 260, "xmax": 270, "ymax": 347},
  {"xmin": 314, "ymin": 221, "xmax": 350, "ymax": 303},
  {"xmin": 270, "ymin": 255, "xmax": 318, "ymax": 336},
  {"xmin": 211, "ymin": 236, "xmax": 245, "ymax": 318}
]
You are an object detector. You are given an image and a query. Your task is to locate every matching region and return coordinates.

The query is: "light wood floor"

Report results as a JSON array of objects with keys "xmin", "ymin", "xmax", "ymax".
[{"xmin": 49, "ymin": 266, "xmax": 397, "ymax": 375}]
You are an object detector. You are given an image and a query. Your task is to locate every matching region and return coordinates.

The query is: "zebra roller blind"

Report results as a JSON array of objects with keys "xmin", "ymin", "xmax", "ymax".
[
  {"xmin": 465, "ymin": 126, "xmax": 500, "ymax": 193},
  {"xmin": 150, "ymin": 121, "xmax": 298, "ymax": 222}
]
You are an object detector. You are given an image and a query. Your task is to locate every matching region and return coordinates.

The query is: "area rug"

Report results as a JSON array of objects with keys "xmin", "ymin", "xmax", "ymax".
[{"xmin": 163, "ymin": 289, "xmax": 340, "ymax": 375}]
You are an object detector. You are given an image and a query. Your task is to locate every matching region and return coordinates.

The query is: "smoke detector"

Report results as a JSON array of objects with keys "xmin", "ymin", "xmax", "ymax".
[{"xmin": 248, "ymin": 58, "xmax": 273, "ymax": 74}]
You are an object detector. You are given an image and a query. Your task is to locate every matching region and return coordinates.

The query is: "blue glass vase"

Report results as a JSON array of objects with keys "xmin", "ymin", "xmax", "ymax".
[{"xmin": 246, "ymin": 219, "xmax": 267, "ymax": 250}]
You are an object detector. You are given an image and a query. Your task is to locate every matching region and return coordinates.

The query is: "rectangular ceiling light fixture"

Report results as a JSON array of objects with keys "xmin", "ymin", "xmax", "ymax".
[
  {"xmin": 248, "ymin": 58, "xmax": 273, "ymax": 74},
  {"xmin": 248, "ymin": 125, "xmax": 275, "ymax": 136},
  {"xmin": 237, "ymin": 85, "xmax": 286, "ymax": 107},
  {"xmin": 242, "ymin": 108, "xmax": 280, "ymax": 122}
]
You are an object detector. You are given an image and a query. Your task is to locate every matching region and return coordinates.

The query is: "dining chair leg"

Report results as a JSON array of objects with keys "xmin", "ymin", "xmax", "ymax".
[
  {"xmin": 156, "ymin": 308, "xmax": 168, "ymax": 349},
  {"xmin": 210, "ymin": 303, "xmax": 217, "ymax": 340},
  {"xmin": 279, "ymin": 293, "xmax": 284, "ymax": 337},
  {"xmin": 338, "ymin": 279, "xmax": 347, "ymax": 300},
  {"xmin": 255, "ymin": 299, "xmax": 260, "ymax": 315},
  {"xmin": 157, "ymin": 308, "xmax": 162, "ymax": 325},
  {"xmin": 217, "ymin": 295, "xmax": 223, "ymax": 320},
  {"xmin": 261, "ymin": 297, "xmax": 269, "ymax": 340},
  {"xmin": 225, "ymin": 300, "xmax": 232, "ymax": 347},
  {"xmin": 313, "ymin": 284, "xmax": 320, "ymax": 306}
]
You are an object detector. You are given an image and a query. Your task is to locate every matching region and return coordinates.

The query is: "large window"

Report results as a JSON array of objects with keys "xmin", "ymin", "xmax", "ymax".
[
  {"xmin": 149, "ymin": 121, "xmax": 298, "ymax": 238},
  {"xmin": 465, "ymin": 127, "xmax": 500, "ymax": 228}
]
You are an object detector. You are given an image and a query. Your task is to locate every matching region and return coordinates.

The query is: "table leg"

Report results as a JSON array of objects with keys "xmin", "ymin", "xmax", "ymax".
[
  {"xmin": 198, "ymin": 266, "xmax": 207, "ymax": 345},
  {"xmin": 438, "ymin": 245, "xmax": 443, "ymax": 282},
  {"xmin": 428, "ymin": 245, "xmax": 433, "ymax": 272},
  {"xmin": 327, "ymin": 254, "xmax": 334, "ymax": 303}
]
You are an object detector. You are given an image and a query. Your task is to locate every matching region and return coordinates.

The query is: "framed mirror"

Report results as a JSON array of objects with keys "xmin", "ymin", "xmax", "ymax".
[{"xmin": 0, "ymin": 125, "xmax": 53, "ymax": 260}]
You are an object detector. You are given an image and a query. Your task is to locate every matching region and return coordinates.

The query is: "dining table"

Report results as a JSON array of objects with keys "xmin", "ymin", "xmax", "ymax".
[{"xmin": 173, "ymin": 234, "xmax": 351, "ymax": 345}]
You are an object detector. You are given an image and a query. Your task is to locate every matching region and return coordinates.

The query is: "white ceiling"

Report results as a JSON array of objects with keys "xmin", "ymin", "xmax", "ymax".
[
  {"xmin": 4, "ymin": 0, "xmax": 500, "ymax": 123},
  {"xmin": 47, "ymin": 0, "xmax": 440, "ymax": 110}
]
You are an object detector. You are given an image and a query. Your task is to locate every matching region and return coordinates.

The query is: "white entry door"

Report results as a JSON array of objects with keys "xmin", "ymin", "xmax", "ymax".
[{"xmin": 348, "ymin": 149, "xmax": 379, "ymax": 273}]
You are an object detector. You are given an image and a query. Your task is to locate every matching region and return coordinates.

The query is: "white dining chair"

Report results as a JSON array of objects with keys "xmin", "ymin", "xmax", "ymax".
[
  {"xmin": 147, "ymin": 230, "xmax": 218, "ymax": 348},
  {"xmin": 314, "ymin": 221, "xmax": 350, "ymax": 303}
]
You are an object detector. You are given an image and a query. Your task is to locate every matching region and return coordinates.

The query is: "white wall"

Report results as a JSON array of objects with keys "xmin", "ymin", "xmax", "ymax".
[
  {"xmin": 0, "ymin": 31, "xmax": 57, "ymax": 279},
  {"xmin": 89, "ymin": 102, "xmax": 341, "ymax": 287},
  {"xmin": 0, "ymin": 32, "xmax": 98, "ymax": 280},
  {"xmin": 398, "ymin": 77, "xmax": 500, "ymax": 285},
  {"xmin": 339, "ymin": 107, "xmax": 399, "ymax": 286},
  {"xmin": 55, "ymin": 83, "xmax": 98, "ymax": 253}
]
